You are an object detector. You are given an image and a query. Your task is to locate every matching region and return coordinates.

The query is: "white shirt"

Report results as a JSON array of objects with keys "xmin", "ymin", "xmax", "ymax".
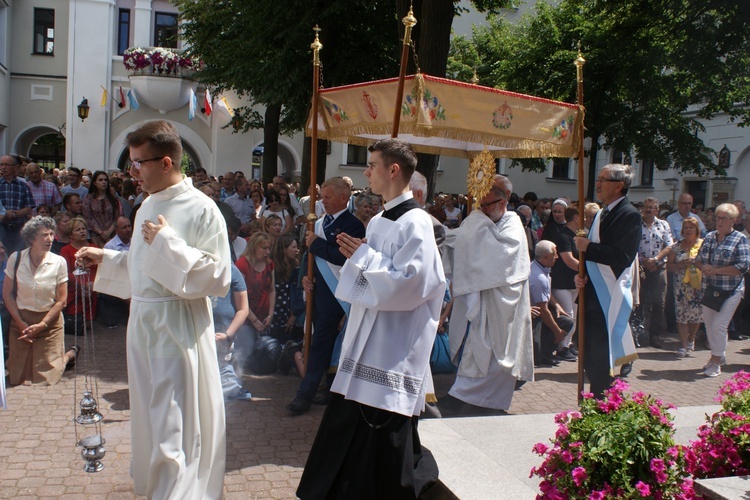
[{"xmin": 5, "ymin": 249, "xmax": 68, "ymax": 312}]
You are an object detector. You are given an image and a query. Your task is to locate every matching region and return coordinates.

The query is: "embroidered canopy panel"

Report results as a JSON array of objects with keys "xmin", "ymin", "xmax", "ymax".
[{"xmin": 306, "ymin": 73, "xmax": 582, "ymax": 159}]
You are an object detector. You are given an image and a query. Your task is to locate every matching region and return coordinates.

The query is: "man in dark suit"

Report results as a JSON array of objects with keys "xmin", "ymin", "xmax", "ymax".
[
  {"xmin": 287, "ymin": 177, "xmax": 365, "ymax": 415},
  {"xmin": 574, "ymin": 164, "xmax": 641, "ymax": 398}
]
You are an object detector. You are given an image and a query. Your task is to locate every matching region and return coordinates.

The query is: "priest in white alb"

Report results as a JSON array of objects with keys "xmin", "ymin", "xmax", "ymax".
[
  {"xmin": 77, "ymin": 121, "xmax": 231, "ymax": 500},
  {"xmin": 443, "ymin": 174, "xmax": 534, "ymax": 413},
  {"xmin": 296, "ymin": 139, "xmax": 446, "ymax": 500}
]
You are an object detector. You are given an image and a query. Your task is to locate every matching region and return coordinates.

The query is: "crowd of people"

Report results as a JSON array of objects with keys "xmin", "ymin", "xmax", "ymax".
[{"xmin": 3, "ymin": 130, "xmax": 750, "ymax": 498}]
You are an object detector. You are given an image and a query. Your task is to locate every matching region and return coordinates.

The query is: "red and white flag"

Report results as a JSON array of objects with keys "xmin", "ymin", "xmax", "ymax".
[{"xmin": 204, "ymin": 90, "xmax": 213, "ymax": 117}]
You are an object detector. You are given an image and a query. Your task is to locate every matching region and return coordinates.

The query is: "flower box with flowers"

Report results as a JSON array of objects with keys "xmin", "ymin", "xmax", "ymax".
[
  {"xmin": 123, "ymin": 47, "xmax": 203, "ymax": 78},
  {"xmin": 531, "ymin": 379, "xmax": 696, "ymax": 499}
]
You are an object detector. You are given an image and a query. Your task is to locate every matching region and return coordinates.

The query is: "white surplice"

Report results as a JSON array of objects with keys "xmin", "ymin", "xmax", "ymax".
[
  {"xmin": 333, "ymin": 192, "xmax": 446, "ymax": 417},
  {"xmin": 443, "ymin": 210, "xmax": 533, "ymax": 410},
  {"xmin": 93, "ymin": 178, "xmax": 231, "ymax": 499}
]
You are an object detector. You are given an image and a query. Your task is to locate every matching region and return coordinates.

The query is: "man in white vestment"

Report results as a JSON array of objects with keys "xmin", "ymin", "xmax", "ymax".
[
  {"xmin": 77, "ymin": 121, "xmax": 231, "ymax": 500},
  {"xmin": 297, "ymin": 138, "xmax": 446, "ymax": 499},
  {"xmin": 442, "ymin": 174, "xmax": 534, "ymax": 413}
]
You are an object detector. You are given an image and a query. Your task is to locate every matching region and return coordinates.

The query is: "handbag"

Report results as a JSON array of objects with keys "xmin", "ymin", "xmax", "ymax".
[
  {"xmin": 430, "ymin": 332, "xmax": 456, "ymax": 374},
  {"xmin": 699, "ymin": 238, "xmax": 741, "ymax": 312},
  {"xmin": 700, "ymin": 283, "xmax": 740, "ymax": 312}
]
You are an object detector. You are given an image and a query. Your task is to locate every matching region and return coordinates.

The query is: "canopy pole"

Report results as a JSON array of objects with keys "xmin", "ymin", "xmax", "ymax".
[
  {"xmin": 574, "ymin": 47, "xmax": 587, "ymax": 403},
  {"xmin": 391, "ymin": 6, "xmax": 416, "ymax": 138},
  {"xmin": 302, "ymin": 26, "xmax": 323, "ymax": 376}
]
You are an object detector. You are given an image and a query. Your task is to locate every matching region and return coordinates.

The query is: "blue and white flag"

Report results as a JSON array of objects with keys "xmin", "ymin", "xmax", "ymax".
[
  {"xmin": 127, "ymin": 88, "xmax": 139, "ymax": 110},
  {"xmin": 188, "ymin": 88, "xmax": 197, "ymax": 121},
  {"xmin": 586, "ymin": 209, "xmax": 639, "ymax": 370}
]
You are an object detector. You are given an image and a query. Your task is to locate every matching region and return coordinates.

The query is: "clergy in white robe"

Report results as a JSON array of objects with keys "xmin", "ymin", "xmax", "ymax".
[
  {"xmin": 80, "ymin": 121, "xmax": 231, "ymax": 500},
  {"xmin": 297, "ymin": 139, "xmax": 445, "ymax": 500},
  {"xmin": 94, "ymin": 179, "xmax": 230, "ymax": 499},
  {"xmin": 443, "ymin": 176, "xmax": 534, "ymax": 411}
]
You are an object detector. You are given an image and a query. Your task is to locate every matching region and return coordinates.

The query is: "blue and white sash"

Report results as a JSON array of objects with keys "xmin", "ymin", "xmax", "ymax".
[
  {"xmin": 314, "ymin": 217, "xmax": 350, "ymax": 316},
  {"xmin": 586, "ymin": 209, "xmax": 639, "ymax": 368},
  {"xmin": 314, "ymin": 217, "xmax": 351, "ymax": 370}
]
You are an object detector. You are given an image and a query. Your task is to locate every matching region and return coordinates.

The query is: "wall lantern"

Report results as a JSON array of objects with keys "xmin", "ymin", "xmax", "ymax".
[{"xmin": 77, "ymin": 98, "xmax": 90, "ymax": 122}]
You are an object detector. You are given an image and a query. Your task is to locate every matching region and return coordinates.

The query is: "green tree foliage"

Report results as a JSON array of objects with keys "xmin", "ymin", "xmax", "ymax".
[
  {"xmin": 174, "ymin": 0, "xmax": 400, "ymax": 184},
  {"xmin": 449, "ymin": 0, "xmax": 750, "ymax": 198}
]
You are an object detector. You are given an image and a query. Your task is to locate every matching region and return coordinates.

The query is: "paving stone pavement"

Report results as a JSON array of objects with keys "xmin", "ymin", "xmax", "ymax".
[{"xmin": 1, "ymin": 322, "xmax": 748, "ymax": 499}]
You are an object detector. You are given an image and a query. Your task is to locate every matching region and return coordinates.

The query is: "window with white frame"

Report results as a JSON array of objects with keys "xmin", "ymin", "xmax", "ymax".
[
  {"xmin": 640, "ymin": 158, "xmax": 655, "ymax": 186},
  {"xmin": 552, "ymin": 157, "xmax": 570, "ymax": 179},
  {"xmin": 33, "ymin": 8, "xmax": 55, "ymax": 55},
  {"xmin": 117, "ymin": 9, "xmax": 131, "ymax": 55},
  {"xmin": 0, "ymin": 3, "xmax": 7, "ymax": 68},
  {"xmin": 346, "ymin": 145, "xmax": 368, "ymax": 165},
  {"xmin": 154, "ymin": 12, "xmax": 178, "ymax": 48}
]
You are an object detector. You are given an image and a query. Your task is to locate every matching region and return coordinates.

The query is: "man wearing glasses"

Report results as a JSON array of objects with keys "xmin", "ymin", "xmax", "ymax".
[
  {"xmin": 574, "ymin": 164, "xmax": 641, "ymax": 398},
  {"xmin": 0, "ymin": 155, "xmax": 35, "ymax": 253},
  {"xmin": 76, "ymin": 121, "xmax": 231, "ymax": 499},
  {"xmin": 441, "ymin": 174, "xmax": 534, "ymax": 415}
]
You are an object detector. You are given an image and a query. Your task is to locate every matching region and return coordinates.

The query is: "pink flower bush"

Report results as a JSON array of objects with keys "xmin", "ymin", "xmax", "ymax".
[
  {"xmin": 531, "ymin": 381, "xmax": 695, "ymax": 499},
  {"xmin": 689, "ymin": 370, "xmax": 750, "ymax": 479}
]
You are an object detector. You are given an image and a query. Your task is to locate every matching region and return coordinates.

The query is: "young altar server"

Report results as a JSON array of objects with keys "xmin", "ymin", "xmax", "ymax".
[
  {"xmin": 76, "ymin": 120, "xmax": 231, "ymax": 499},
  {"xmin": 296, "ymin": 138, "xmax": 446, "ymax": 499}
]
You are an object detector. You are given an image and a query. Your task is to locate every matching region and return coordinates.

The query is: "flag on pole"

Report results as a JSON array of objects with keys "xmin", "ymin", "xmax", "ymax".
[
  {"xmin": 204, "ymin": 89, "xmax": 213, "ymax": 117},
  {"xmin": 127, "ymin": 88, "xmax": 139, "ymax": 110},
  {"xmin": 119, "ymin": 86, "xmax": 126, "ymax": 108},
  {"xmin": 189, "ymin": 88, "xmax": 197, "ymax": 121},
  {"xmin": 219, "ymin": 96, "xmax": 234, "ymax": 117},
  {"xmin": 100, "ymin": 88, "xmax": 108, "ymax": 107}
]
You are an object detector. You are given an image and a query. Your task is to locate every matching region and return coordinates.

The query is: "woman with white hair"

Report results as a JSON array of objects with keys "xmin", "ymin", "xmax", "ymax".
[
  {"xmin": 4, "ymin": 217, "xmax": 76, "ymax": 385},
  {"xmin": 695, "ymin": 203, "xmax": 750, "ymax": 377}
]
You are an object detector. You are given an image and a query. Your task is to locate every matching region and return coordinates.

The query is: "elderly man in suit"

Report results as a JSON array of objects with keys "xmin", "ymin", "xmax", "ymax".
[
  {"xmin": 574, "ymin": 164, "xmax": 641, "ymax": 398},
  {"xmin": 286, "ymin": 177, "xmax": 365, "ymax": 415}
]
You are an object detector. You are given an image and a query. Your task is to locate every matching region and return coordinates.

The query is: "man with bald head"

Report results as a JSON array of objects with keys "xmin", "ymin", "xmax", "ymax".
[
  {"xmin": 442, "ymin": 174, "xmax": 533, "ymax": 413},
  {"xmin": 26, "ymin": 163, "xmax": 62, "ymax": 213},
  {"xmin": 667, "ymin": 193, "xmax": 706, "ymax": 240}
]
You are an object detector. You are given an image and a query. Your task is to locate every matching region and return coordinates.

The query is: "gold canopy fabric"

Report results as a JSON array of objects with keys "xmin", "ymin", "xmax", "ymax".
[{"xmin": 306, "ymin": 73, "xmax": 582, "ymax": 159}]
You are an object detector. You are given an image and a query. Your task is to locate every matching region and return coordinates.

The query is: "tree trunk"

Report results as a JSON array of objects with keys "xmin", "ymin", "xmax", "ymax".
[
  {"xmin": 262, "ymin": 103, "xmax": 281, "ymax": 187},
  {"xmin": 395, "ymin": 0, "xmax": 455, "ymax": 202},
  {"xmin": 300, "ymin": 136, "xmax": 328, "ymax": 197},
  {"xmin": 586, "ymin": 131, "xmax": 600, "ymax": 201}
]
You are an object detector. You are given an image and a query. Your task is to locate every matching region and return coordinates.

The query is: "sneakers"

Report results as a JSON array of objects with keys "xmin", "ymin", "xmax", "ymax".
[
  {"xmin": 227, "ymin": 389, "xmax": 253, "ymax": 401},
  {"xmin": 703, "ymin": 356, "xmax": 726, "ymax": 370},
  {"xmin": 675, "ymin": 348, "xmax": 688, "ymax": 358},
  {"xmin": 703, "ymin": 363, "xmax": 721, "ymax": 377},
  {"xmin": 686, "ymin": 341, "xmax": 695, "ymax": 352}
]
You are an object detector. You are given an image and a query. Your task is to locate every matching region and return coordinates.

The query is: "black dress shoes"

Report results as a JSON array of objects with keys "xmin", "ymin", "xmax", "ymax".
[
  {"xmin": 286, "ymin": 396, "xmax": 311, "ymax": 415},
  {"xmin": 619, "ymin": 362, "xmax": 633, "ymax": 377}
]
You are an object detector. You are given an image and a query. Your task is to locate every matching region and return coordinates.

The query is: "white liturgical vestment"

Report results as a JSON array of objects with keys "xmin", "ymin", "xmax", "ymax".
[
  {"xmin": 94, "ymin": 178, "xmax": 231, "ymax": 499},
  {"xmin": 443, "ymin": 210, "xmax": 534, "ymax": 410},
  {"xmin": 333, "ymin": 192, "xmax": 446, "ymax": 417}
]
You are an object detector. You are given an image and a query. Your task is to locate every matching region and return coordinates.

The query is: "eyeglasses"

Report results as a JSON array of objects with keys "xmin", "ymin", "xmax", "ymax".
[
  {"xmin": 715, "ymin": 215, "xmax": 736, "ymax": 222},
  {"xmin": 128, "ymin": 156, "xmax": 164, "ymax": 171},
  {"xmin": 0, "ymin": 162, "xmax": 18, "ymax": 167},
  {"xmin": 596, "ymin": 177, "xmax": 620, "ymax": 183},
  {"xmin": 480, "ymin": 198, "xmax": 504, "ymax": 209}
]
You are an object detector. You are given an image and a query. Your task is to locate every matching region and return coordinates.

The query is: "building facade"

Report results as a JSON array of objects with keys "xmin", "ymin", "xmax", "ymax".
[{"xmin": 0, "ymin": 0, "xmax": 747, "ymax": 208}]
